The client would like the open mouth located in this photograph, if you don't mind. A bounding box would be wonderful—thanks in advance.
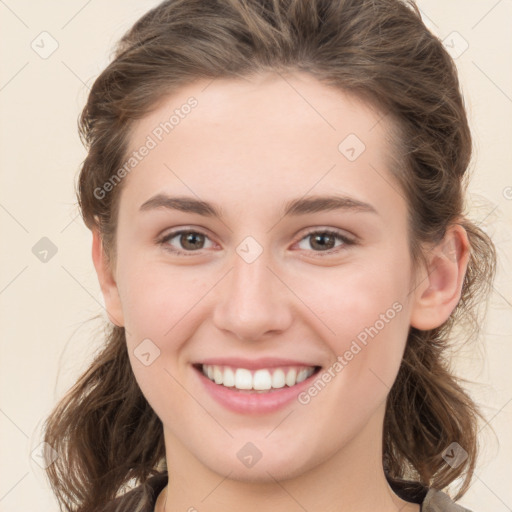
[193,363,322,393]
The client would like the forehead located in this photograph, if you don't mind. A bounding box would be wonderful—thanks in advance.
[118,71,404,221]
[132,71,390,145]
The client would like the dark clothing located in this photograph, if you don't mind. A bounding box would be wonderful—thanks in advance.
[101,472,474,512]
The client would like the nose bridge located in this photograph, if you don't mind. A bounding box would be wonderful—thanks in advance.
[212,243,292,340]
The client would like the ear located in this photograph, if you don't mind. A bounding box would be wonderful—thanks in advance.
[410,224,470,330]
[91,228,125,327]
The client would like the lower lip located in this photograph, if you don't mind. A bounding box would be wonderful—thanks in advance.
[194,366,320,414]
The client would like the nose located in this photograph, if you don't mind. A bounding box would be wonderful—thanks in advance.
[212,248,293,342]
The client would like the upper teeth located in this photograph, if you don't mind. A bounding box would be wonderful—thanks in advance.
[202,365,316,391]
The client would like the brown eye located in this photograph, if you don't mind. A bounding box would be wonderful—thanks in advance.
[296,229,354,254]
[178,232,206,250]
[308,232,337,251]
[159,230,214,255]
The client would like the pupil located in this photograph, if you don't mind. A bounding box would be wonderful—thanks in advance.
[312,233,334,250]
[182,232,203,250]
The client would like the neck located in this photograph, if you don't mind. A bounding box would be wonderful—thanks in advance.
[158,405,419,512]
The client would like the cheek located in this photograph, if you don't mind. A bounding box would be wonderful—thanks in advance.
[119,267,199,418]
[291,256,412,408]
[292,256,410,346]
[117,262,218,411]
[117,253,206,340]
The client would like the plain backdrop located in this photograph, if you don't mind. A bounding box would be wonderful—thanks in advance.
[0,1,511,511]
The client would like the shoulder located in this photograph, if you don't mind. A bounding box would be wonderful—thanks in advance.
[99,472,168,512]
[387,476,475,512]
[422,488,475,512]
[98,473,474,512]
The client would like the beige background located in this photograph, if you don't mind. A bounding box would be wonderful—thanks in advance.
[0,1,511,511]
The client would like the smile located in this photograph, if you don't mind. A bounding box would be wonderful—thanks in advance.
[196,364,321,393]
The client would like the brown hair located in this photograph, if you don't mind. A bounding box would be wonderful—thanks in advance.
[43,0,497,511]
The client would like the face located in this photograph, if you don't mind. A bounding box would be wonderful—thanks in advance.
[97,71,423,482]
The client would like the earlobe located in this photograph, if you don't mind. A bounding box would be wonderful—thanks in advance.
[409,225,470,331]
[91,229,125,327]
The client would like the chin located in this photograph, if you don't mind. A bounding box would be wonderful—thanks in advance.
[199,445,318,484]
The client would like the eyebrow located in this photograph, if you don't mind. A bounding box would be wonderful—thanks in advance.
[139,193,378,219]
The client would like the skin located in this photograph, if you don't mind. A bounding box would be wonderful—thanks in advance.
[92,71,470,512]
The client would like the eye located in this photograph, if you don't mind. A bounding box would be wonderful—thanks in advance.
[158,229,215,255]
[157,227,355,257]
[295,229,355,255]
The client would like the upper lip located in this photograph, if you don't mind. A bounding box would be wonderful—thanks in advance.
[195,357,321,370]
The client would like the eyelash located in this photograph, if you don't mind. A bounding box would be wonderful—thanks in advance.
[157,228,356,257]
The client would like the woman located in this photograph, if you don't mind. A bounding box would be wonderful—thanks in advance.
[43,1,496,511]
